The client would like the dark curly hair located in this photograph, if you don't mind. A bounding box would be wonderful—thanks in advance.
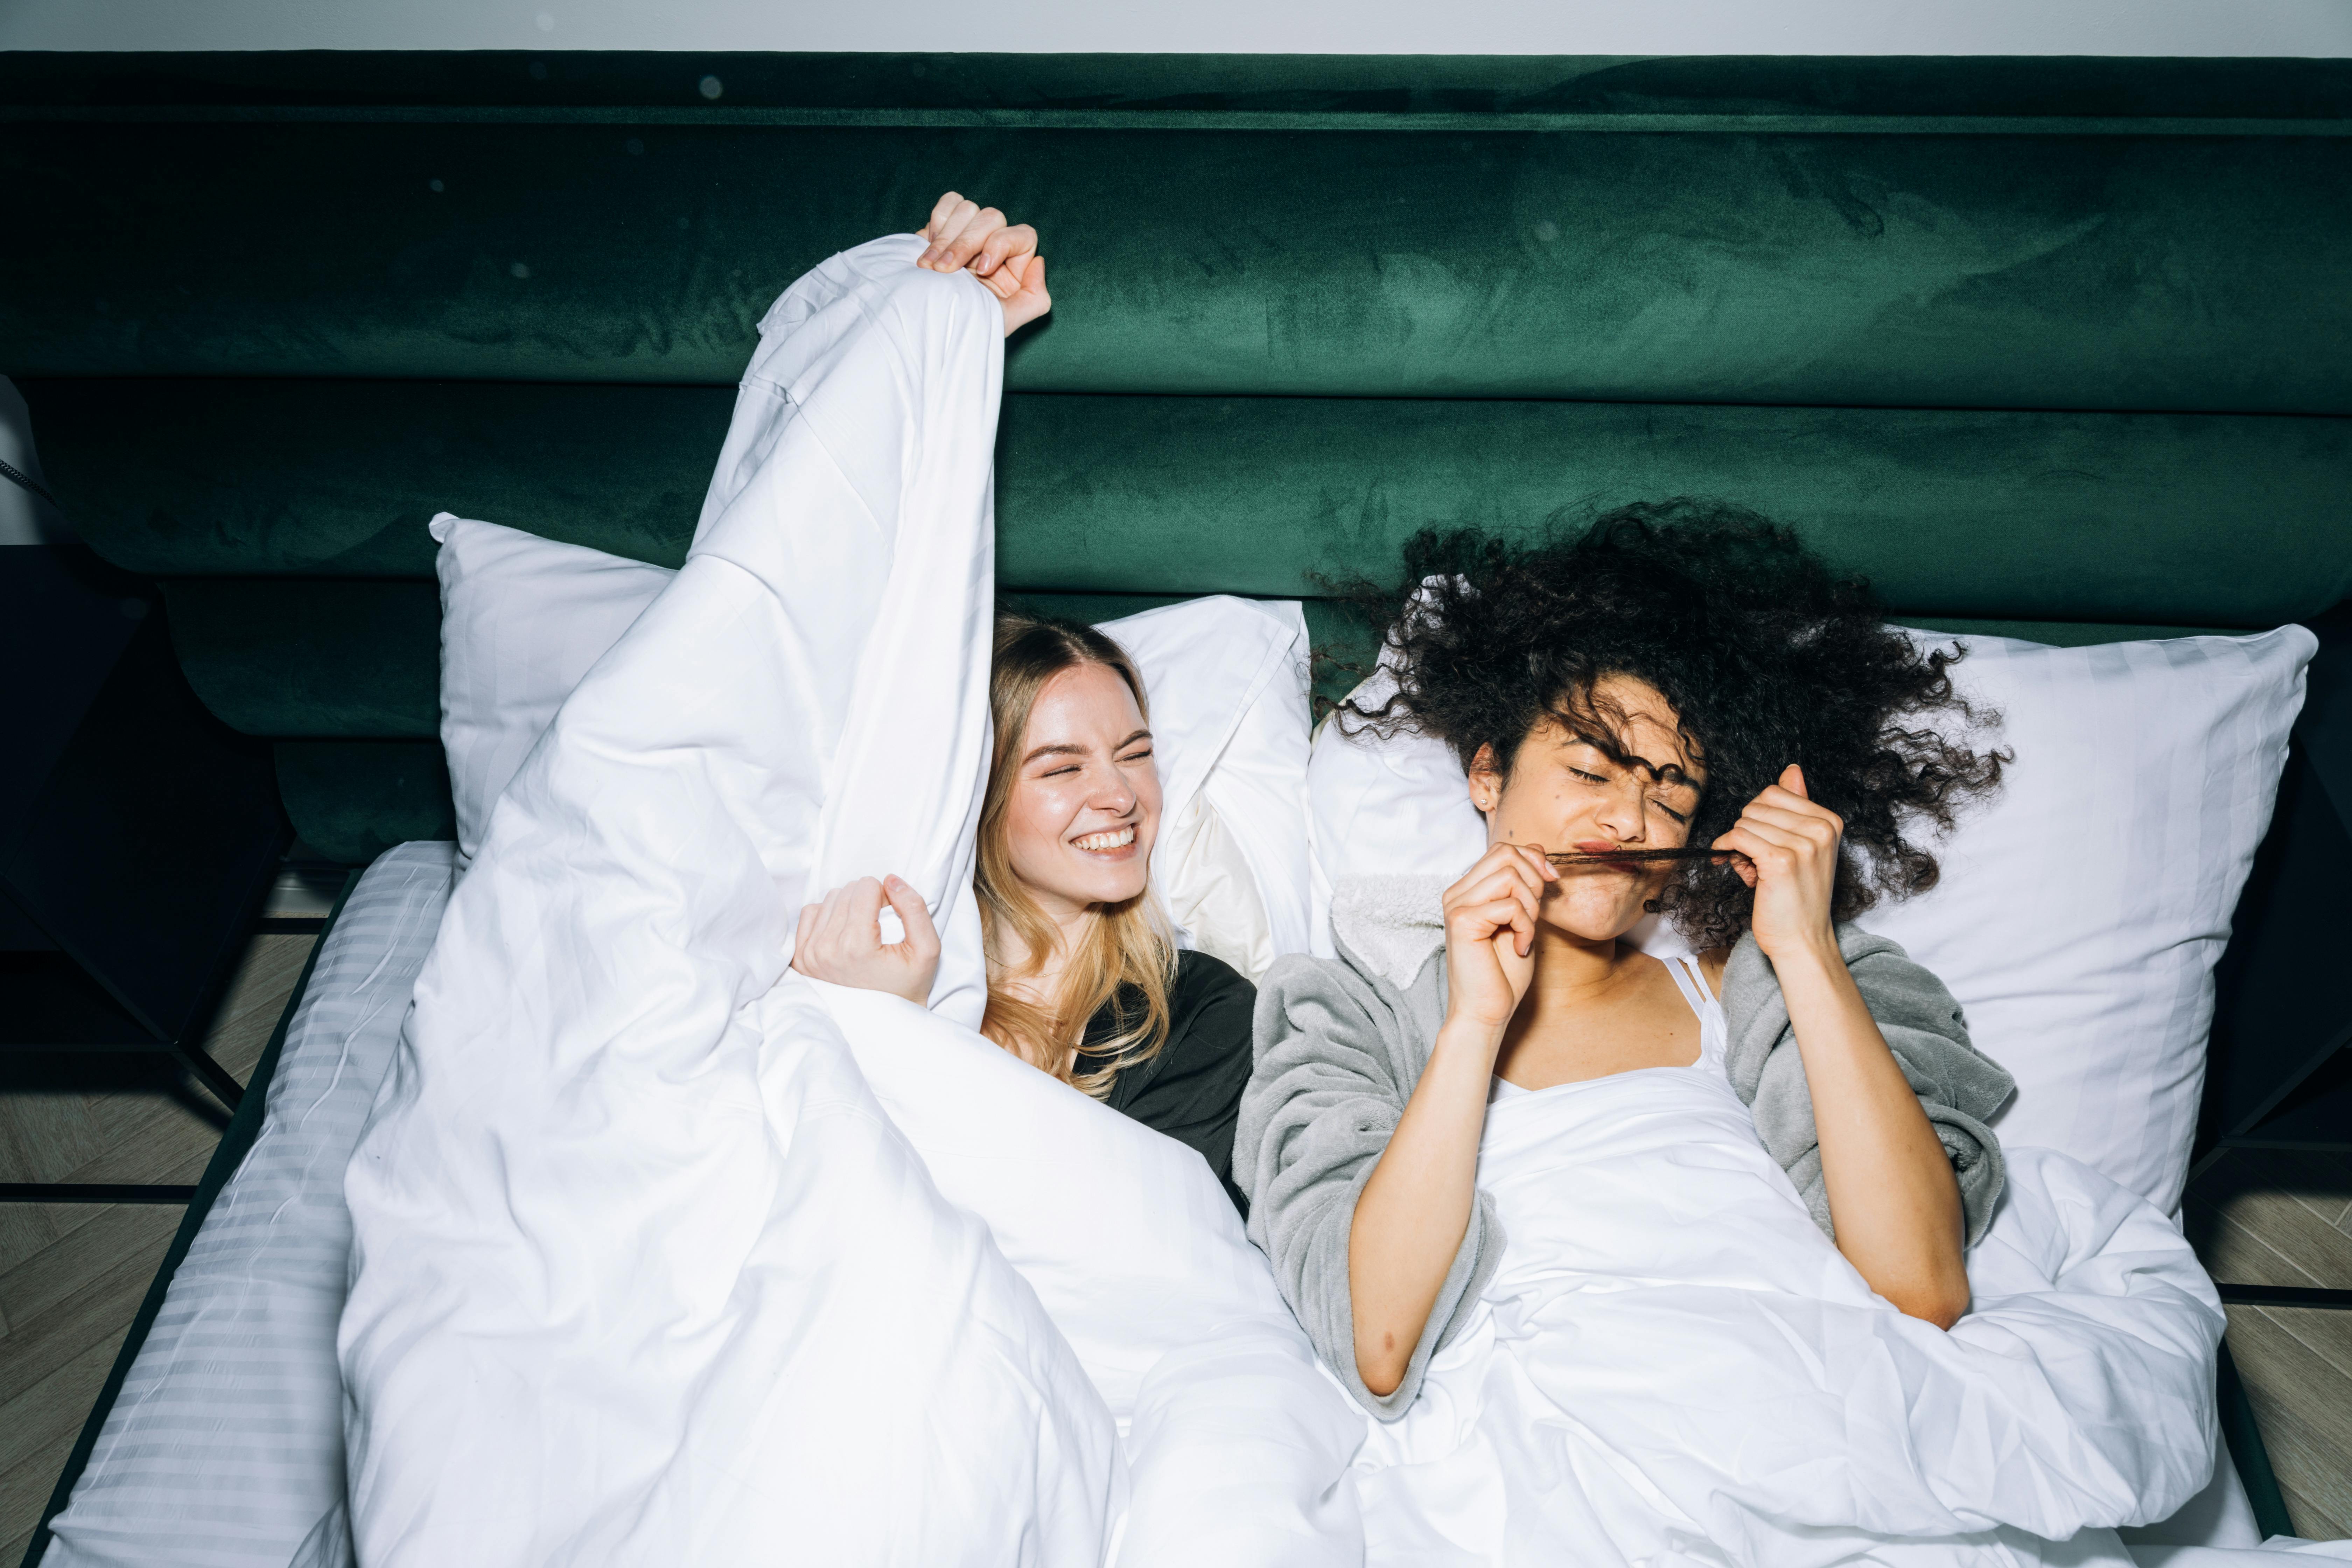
[1342,500,2009,951]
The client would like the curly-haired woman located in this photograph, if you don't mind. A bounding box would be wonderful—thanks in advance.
[1236,503,2018,1424]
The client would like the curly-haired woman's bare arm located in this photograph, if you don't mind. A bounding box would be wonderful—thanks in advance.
[1712,765,1970,1327]
[1349,843,1555,1393]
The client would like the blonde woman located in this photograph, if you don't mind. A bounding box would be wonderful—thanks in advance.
[792,609,1258,1210]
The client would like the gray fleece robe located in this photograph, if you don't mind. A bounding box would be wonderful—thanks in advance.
[1233,873,2015,1420]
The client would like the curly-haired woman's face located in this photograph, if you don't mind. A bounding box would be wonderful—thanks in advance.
[1469,673,1705,943]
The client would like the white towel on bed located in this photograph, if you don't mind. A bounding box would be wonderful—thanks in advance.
[335,236,1361,1568]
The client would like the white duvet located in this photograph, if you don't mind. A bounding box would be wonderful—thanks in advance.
[1352,1050,2233,1568]
[338,236,1362,1567]
[338,233,2282,1568]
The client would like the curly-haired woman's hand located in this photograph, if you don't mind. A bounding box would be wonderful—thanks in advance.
[790,874,941,1006]
[1716,763,1971,1327]
[1712,764,1843,965]
[1440,842,1556,1034]
[915,191,1051,336]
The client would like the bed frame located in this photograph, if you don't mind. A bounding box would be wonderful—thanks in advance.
[5,50,2348,1562]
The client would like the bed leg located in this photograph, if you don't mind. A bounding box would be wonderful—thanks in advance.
[2219,1337,2295,1540]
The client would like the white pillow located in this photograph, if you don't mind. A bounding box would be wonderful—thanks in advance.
[433,513,1312,976]
[1306,654,1482,957]
[1309,623,2316,1211]
[1864,627,2313,1212]
[1097,596,1312,980]
[432,512,672,862]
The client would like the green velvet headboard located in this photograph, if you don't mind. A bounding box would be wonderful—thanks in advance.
[7,52,2350,863]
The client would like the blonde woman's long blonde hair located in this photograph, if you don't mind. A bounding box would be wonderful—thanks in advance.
[978,610,1177,1097]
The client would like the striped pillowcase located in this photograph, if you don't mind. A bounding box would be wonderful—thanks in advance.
[45,842,457,1568]
[1866,628,2316,1213]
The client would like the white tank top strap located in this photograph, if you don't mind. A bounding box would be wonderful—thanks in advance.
[1662,952,1710,1011]
[1663,953,1731,1076]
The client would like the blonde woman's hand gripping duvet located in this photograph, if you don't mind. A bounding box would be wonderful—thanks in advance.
[916,190,1052,335]
[792,874,943,1006]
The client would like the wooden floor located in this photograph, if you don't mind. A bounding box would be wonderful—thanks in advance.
[0,934,312,1566]
[2184,1147,2352,1540]
[0,935,2347,1560]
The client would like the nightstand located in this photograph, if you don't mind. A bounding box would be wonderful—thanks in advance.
[0,543,287,1201]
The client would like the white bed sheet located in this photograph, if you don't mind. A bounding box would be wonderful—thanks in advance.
[43,842,459,1568]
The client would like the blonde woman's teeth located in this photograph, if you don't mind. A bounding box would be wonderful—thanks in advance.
[1074,827,1135,852]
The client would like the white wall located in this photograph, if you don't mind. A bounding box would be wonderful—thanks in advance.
[4,0,2349,56]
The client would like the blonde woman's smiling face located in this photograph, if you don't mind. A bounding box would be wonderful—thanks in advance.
[1002,663,1162,923]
